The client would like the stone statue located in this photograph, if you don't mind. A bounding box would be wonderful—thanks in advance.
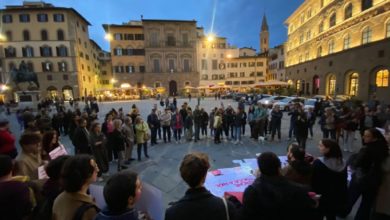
[10,61,40,89]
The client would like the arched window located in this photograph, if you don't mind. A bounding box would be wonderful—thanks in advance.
[328,75,336,96]
[362,27,372,44]
[362,0,372,11]
[319,21,324,33]
[153,59,161,72]
[328,40,335,54]
[57,29,65,40]
[22,46,34,57]
[349,73,359,96]
[114,47,122,56]
[23,30,30,41]
[4,46,16,57]
[344,3,353,20]
[343,34,351,49]
[386,21,390,38]
[376,69,389,87]
[329,13,336,27]
[317,46,322,58]
[5,31,12,41]
[41,30,48,41]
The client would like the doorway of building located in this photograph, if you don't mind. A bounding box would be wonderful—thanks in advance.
[312,75,320,95]
[169,80,177,96]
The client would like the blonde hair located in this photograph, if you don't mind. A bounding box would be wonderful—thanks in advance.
[113,119,122,129]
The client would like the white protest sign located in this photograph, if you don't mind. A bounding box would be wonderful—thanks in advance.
[38,165,48,180]
[49,145,68,160]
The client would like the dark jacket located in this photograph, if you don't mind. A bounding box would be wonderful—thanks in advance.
[72,127,91,154]
[0,181,32,220]
[271,110,283,127]
[94,208,138,220]
[110,129,125,152]
[184,115,194,129]
[295,112,309,138]
[201,111,209,127]
[242,175,315,220]
[193,109,202,125]
[234,111,244,127]
[311,158,348,216]
[282,160,312,187]
[165,187,237,220]
[147,113,160,129]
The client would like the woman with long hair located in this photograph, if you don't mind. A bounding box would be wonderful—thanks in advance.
[41,130,60,161]
[311,139,348,220]
[347,128,389,220]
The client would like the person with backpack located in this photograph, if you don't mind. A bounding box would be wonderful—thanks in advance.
[52,155,99,220]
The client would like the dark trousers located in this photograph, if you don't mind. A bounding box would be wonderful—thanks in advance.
[271,123,281,140]
[162,125,171,142]
[194,123,201,140]
[173,128,182,141]
[323,129,336,140]
[106,139,118,161]
[137,142,148,160]
[150,127,157,144]
[288,122,295,138]
[215,127,222,143]
[296,136,307,149]
[308,124,314,137]
[201,125,207,136]
[241,123,246,135]
[253,119,265,139]
[157,126,161,139]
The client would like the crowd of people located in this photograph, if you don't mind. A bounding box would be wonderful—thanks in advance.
[0,96,389,220]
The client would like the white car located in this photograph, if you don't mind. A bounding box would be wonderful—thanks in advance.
[304,99,317,111]
[259,96,287,107]
[273,97,293,111]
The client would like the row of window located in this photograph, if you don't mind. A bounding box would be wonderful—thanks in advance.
[201,43,227,49]
[113,33,144,41]
[2,13,65,23]
[46,74,69,81]
[8,61,69,72]
[148,32,190,47]
[4,45,68,58]
[293,25,390,65]
[113,65,145,73]
[291,0,373,33]
[201,60,265,70]
[201,72,264,80]
[269,61,285,70]
[152,59,191,73]
[3,29,65,42]
[225,81,256,85]
[113,48,145,56]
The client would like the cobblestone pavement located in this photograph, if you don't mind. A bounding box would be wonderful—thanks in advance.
[7,98,360,218]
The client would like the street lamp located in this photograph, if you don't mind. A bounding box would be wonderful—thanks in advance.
[207,34,215,42]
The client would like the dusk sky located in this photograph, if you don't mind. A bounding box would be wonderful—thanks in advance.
[1,0,304,52]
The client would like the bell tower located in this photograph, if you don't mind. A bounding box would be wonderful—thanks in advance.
[260,14,269,53]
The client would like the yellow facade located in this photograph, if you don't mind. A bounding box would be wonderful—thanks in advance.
[0,2,100,100]
[285,0,390,101]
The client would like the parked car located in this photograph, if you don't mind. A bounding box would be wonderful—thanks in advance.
[312,95,332,101]
[233,93,247,101]
[221,93,233,99]
[304,98,317,111]
[273,97,293,111]
[260,96,287,107]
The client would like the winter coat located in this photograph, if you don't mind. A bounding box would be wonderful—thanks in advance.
[171,113,183,130]
[135,122,149,144]
[110,129,125,152]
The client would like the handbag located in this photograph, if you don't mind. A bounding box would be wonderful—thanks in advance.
[144,132,150,141]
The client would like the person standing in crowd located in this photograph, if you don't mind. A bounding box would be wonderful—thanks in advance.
[223,105,235,140]
[72,118,91,154]
[342,108,359,153]
[122,117,135,163]
[320,107,337,140]
[359,106,378,139]
[95,170,150,220]
[295,105,309,149]
[209,108,216,137]
[188,93,192,102]
[102,114,116,162]
[0,119,17,159]
[89,122,109,179]
[165,97,170,108]
[200,108,209,138]
[184,109,194,142]
[14,132,44,180]
[247,105,255,139]
[171,108,183,144]
[160,108,172,143]
[147,108,159,146]
[241,107,247,136]
[52,155,99,220]
[307,107,316,139]
[346,128,389,220]
[172,97,177,109]
[41,130,60,161]
[153,104,162,140]
[179,104,188,134]
[233,107,244,144]
[111,119,127,171]
[193,106,202,142]
[282,143,312,187]
[288,103,299,141]
[165,152,237,220]
[311,139,348,220]
[214,110,223,144]
[0,155,33,220]
[241,152,316,220]
[135,116,149,161]
[253,102,267,141]
[270,105,283,142]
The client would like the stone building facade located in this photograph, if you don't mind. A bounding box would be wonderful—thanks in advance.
[268,44,286,81]
[104,19,199,96]
[285,0,390,101]
[0,1,101,100]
